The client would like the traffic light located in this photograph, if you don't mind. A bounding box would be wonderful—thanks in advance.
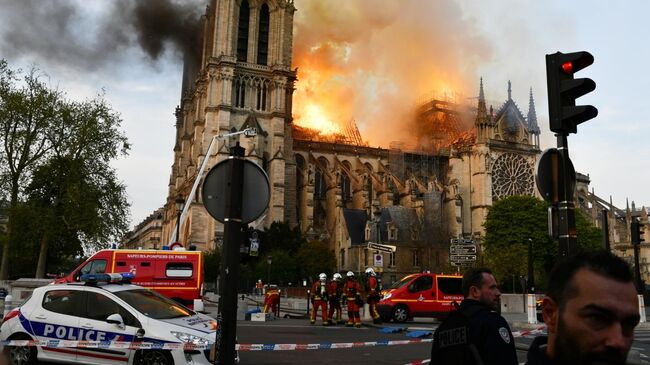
[546,51,598,134]
[631,220,645,245]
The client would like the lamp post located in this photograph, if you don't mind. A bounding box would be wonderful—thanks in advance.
[174,195,185,244]
[527,238,535,293]
[267,255,272,285]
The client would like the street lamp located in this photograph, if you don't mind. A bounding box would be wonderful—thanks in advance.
[267,255,273,285]
[527,238,535,293]
[174,195,185,244]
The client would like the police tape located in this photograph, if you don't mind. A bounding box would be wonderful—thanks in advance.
[0,338,433,350]
[1,326,546,351]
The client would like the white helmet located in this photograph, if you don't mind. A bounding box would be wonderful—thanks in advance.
[365,267,376,276]
[319,273,327,281]
[346,271,355,278]
[333,273,342,280]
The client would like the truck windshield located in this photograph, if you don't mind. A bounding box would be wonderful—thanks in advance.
[389,275,415,289]
[114,289,194,319]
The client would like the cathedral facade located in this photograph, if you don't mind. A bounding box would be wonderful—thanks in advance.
[160,0,544,281]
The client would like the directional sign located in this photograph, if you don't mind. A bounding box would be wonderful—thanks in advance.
[450,261,473,267]
[450,245,477,254]
[461,238,475,244]
[450,238,460,244]
[450,254,477,262]
[367,242,396,253]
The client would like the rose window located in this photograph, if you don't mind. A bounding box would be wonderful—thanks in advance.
[491,153,534,200]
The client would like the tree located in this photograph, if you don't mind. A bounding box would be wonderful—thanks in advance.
[296,240,337,282]
[0,61,61,279]
[258,221,307,256]
[482,195,602,291]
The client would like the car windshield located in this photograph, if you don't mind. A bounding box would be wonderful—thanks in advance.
[114,289,193,319]
[389,275,415,289]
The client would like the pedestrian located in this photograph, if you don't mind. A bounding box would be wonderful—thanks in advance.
[342,271,362,328]
[430,267,517,365]
[310,273,329,325]
[328,272,344,325]
[255,279,264,296]
[525,250,640,365]
[365,267,382,324]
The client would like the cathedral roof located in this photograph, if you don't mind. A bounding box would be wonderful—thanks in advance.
[343,209,368,245]
[494,81,527,136]
[527,88,540,134]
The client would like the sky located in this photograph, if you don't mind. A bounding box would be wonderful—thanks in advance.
[0,0,648,228]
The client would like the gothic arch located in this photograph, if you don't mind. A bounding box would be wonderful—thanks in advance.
[257,3,270,65]
[236,0,250,62]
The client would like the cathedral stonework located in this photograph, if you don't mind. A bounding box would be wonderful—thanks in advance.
[161,1,544,279]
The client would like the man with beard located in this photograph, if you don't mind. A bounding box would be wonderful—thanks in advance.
[526,250,640,365]
[431,267,517,365]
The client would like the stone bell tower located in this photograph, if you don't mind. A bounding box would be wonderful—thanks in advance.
[162,0,297,250]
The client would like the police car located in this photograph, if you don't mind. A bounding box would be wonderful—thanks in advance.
[0,273,237,365]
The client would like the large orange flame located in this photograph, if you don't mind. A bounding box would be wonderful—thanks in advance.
[291,0,492,148]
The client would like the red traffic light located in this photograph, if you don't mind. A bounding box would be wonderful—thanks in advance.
[562,62,573,74]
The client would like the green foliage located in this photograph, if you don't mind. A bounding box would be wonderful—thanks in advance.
[296,240,337,280]
[257,221,307,256]
[0,60,130,278]
[482,195,602,292]
[203,249,221,283]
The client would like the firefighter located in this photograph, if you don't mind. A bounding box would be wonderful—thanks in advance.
[310,273,329,325]
[342,271,362,328]
[263,284,280,317]
[327,273,344,325]
[365,267,382,324]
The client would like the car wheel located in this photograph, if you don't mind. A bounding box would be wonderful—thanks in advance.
[140,349,174,365]
[5,334,37,365]
[392,305,409,323]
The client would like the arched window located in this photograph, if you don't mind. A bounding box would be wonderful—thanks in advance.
[257,3,270,65]
[237,0,250,62]
[341,161,352,202]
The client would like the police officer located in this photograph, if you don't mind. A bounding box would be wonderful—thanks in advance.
[364,267,382,324]
[310,273,329,325]
[431,267,517,365]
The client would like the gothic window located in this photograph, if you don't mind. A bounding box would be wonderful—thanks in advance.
[390,179,400,205]
[237,0,250,62]
[314,158,328,200]
[411,249,419,267]
[255,79,269,111]
[257,4,269,65]
[365,163,374,203]
[340,249,345,267]
[491,153,534,200]
[233,75,246,108]
[341,161,352,202]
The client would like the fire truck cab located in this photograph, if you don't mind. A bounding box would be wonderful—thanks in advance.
[55,249,204,309]
[377,272,463,322]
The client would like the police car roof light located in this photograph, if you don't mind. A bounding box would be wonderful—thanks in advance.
[80,272,135,284]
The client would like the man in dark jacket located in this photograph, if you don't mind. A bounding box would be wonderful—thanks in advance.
[431,267,517,365]
[526,250,639,365]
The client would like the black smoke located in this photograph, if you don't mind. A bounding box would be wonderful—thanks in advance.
[0,0,207,71]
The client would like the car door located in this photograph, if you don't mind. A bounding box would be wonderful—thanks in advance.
[32,288,84,363]
[75,288,140,364]
[407,275,434,317]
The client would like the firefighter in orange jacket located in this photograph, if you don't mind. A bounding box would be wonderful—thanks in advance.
[263,285,280,317]
[365,267,382,324]
[327,273,344,325]
[310,273,329,325]
[342,271,362,327]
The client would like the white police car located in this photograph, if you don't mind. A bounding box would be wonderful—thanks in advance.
[0,273,235,365]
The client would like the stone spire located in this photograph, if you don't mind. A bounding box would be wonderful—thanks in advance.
[507,80,512,100]
[527,88,540,134]
[475,77,491,142]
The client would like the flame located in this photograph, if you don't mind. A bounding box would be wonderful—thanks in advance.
[296,103,342,135]
[291,0,491,147]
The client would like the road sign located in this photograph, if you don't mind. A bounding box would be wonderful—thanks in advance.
[450,245,477,254]
[374,254,383,267]
[536,148,576,204]
[450,254,477,262]
[367,242,396,253]
[461,238,475,244]
[450,261,473,267]
[450,238,459,244]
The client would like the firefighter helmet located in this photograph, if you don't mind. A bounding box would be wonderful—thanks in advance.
[346,271,355,278]
[333,273,342,281]
[319,273,327,281]
[365,267,376,276]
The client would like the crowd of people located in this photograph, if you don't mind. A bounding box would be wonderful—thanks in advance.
[309,268,383,327]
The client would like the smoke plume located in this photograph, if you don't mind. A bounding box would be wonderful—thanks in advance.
[0,0,206,71]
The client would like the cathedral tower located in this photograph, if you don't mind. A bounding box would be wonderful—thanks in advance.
[163,0,297,250]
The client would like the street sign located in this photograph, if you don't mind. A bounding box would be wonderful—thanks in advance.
[450,245,477,254]
[461,238,475,244]
[450,261,473,267]
[367,242,396,253]
[536,148,576,204]
[450,238,459,244]
[374,254,383,267]
[450,254,477,262]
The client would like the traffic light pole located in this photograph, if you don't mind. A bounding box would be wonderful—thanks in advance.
[556,134,578,257]
[216,143,245,365]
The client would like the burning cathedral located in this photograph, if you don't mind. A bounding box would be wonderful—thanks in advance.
[157,0,544,279]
